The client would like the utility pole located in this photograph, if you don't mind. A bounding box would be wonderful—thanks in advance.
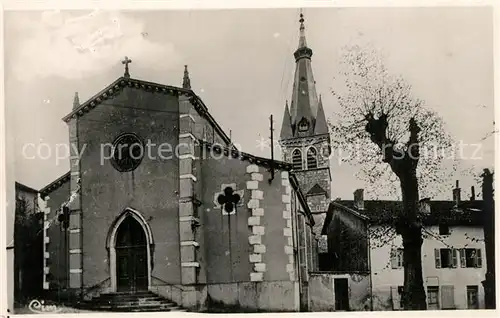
[481,168,495,309]
[268,115,275,183]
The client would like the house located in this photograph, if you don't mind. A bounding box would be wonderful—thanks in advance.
[35,13,324,313]
[320,181,488,311]
[13,182,44,306]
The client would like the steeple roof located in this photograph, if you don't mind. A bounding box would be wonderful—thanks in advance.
[280,101,293,139]
[314,95,329,135]
[280,12,328,140]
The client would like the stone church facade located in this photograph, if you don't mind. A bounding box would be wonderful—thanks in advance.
[38,14,331,312]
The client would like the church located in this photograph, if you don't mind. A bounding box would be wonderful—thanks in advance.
[38,13,332,312]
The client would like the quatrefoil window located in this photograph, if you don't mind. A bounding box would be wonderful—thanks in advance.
[213,183,244,215]
[218,187,241,213]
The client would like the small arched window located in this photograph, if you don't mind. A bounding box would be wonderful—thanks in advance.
[307,147,318,169]
[292,149,302,170]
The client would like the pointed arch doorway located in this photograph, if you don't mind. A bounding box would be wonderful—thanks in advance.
[108,209,153,293]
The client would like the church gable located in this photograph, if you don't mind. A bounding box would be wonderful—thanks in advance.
[63,77,184,123]
[63,77,232,148]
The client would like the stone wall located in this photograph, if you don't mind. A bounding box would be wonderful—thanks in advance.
[198,155,301,312]
[43,178,70,290]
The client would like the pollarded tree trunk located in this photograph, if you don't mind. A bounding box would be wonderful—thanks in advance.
[481,169,495,309]
[366,114,427,310]
[399,172,427,310]
[401,230,426,310]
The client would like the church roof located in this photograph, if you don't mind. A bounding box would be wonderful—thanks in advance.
[280,13,329,140]
[62,76,232,146]
[200,140,292,171]
[40,171,71,198]
[15,182,39,194]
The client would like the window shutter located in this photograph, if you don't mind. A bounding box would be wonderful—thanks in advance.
[434,249,441,268]
[451,249,458,268]
[476,249,482,268]
[391,287,401,310]
[441,285,455,309]
[391,249,398,269]
[397,249,404,268]
[459,249,466,268]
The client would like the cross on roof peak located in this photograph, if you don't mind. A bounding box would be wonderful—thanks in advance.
[121,56,132,78]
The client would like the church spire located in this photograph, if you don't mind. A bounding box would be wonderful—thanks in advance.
[285,11,320,138]
[294,12,313,62]
[72,92,80,110]
[298,12,307,49]
[182,65,191,89]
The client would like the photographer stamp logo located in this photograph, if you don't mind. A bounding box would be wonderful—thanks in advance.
[28,300,62,314]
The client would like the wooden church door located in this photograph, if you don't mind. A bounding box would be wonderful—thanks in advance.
[116,216,148,292]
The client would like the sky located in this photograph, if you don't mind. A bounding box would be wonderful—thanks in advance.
[5,7,495,200]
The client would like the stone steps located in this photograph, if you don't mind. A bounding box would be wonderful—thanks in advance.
[79,291,184,312]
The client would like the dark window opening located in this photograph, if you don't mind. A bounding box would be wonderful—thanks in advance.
[439,224,450,235]
[440,249,452,268]
[427,286,439,309]
[436,248,458,268]
[467,285,479,309]
[391,248,404,269]
[465,249,476,267]
[462,248,482,268]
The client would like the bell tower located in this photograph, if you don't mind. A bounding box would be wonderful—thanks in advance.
[279,13,331,218]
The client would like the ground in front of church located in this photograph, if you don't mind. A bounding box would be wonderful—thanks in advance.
[13,306,102,314]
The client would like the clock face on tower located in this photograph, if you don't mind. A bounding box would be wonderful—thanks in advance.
[110,133,144,172]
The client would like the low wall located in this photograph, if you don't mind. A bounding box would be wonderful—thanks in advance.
[309,272,372,311]
[205,281,300,312]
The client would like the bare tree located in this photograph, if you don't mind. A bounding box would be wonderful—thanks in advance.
[329,43,469,310]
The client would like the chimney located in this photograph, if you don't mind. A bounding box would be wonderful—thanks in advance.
[453,180,461,206]
[470,186,476,201]
[354,189,364,210]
